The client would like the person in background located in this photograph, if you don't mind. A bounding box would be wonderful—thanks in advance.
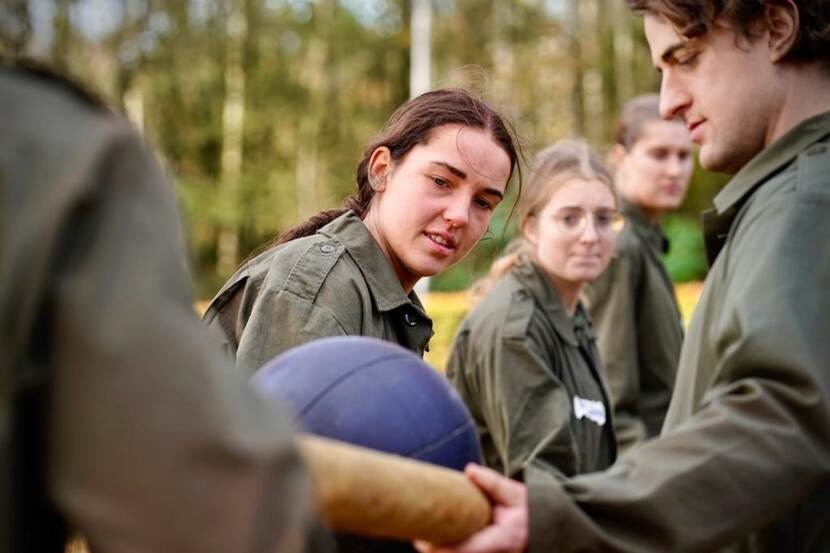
[447,139,621,481]
[1,63,310,553]
[582,93,693,452]
[203,89,521,376]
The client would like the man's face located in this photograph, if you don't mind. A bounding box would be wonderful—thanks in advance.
[644,15,784,174]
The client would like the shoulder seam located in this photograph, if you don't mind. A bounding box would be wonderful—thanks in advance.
[282,239,346,301]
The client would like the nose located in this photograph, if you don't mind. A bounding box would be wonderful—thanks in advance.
[444,193,470,228]
[579,217,599,243]
[665,155,682,177]
[659,70,691,121]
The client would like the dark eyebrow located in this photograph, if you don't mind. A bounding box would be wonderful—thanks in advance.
[430,161,504,200]
[482,187,504,201]
[431,161,466,179]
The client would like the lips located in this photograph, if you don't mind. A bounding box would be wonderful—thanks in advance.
[687,119,705,144]
[661,182,683,195]
[571,252,601,262]
[425,231,457,250]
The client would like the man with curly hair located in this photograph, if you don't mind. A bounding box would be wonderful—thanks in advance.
[416,1,830,551]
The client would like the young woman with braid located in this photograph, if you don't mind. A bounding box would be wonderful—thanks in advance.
[203,89,521,376]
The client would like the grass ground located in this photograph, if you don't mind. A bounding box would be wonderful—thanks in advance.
[423,281,704,371]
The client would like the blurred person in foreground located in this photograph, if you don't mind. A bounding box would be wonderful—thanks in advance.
[416,0,830,551]
[1,63,310,553]
[582,94,693,453]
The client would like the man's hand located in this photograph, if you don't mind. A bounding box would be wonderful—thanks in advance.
[415,464,529,553]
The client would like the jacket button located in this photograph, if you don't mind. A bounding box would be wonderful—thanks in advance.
[404,311,417,326]
[320,244,336,253]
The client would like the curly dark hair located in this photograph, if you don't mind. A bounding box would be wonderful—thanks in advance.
[625,0,830,70]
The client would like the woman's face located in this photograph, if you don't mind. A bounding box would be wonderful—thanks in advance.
[364,124,512,292]
[525,177,618,291]
[613,119,693,220]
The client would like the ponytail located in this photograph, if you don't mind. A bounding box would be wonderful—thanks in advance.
[470,239,532,299]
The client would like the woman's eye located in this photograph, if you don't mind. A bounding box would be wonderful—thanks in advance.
[562,214,580,227]
[595,213,613,227]
[432,176,450,188]
[474,198,493,210]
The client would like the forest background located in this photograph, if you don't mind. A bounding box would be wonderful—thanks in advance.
[1,0,727,305]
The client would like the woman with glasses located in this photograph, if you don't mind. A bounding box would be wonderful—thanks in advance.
[447,139,620,479]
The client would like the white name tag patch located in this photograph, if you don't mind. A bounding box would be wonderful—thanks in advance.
[573,396,606,426]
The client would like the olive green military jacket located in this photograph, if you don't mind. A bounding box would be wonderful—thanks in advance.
[447,262,616,479]
[203,211,433,375]
[525,112,830,552]
[1,68,309,553]
[582,200,683,452]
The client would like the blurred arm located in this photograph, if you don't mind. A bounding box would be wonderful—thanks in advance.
[47,126,311,553]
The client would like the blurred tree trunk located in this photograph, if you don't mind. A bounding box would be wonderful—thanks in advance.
[410,0,431,97]
[490,0,514,115]
[0,0,31,56]
[597,0,618,142]
[294,0,337,222]
[216,0,248,276]
[567,0,585,136]
[611,0,634,113]
[52,0,76,70]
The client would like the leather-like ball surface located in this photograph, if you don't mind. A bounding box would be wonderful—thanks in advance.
[251,336,481,470]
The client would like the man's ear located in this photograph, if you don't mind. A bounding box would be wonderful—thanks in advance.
[765,0,799,63]
[367,146,392,192]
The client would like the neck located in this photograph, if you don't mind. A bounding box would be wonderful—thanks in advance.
[548,273,582,316]
[768,64,830,145]
[623,196,662,225]
[362,209,416,294]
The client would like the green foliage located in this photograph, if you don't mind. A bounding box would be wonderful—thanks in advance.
[14,0,687,296]
[662,214,707,283]
[682,158,732,216]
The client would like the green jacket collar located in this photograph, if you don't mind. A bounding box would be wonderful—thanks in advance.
[703,111,830,264]
[512,261,593,347]
[319,211,423,313]
[622,199,669,254]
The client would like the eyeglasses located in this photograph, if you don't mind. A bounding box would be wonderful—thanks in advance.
[552,209,625,237]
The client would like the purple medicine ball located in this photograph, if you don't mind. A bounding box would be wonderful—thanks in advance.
[251,336,481,470]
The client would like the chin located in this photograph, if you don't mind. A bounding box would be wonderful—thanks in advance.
[700,145,746,175]
[415,261,449,279]
[567,269,602,284]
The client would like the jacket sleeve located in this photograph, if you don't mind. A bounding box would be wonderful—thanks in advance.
[524,166,830,552]
[47,126,312,553]
[450,319,577,479]
[582,248,647,452]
